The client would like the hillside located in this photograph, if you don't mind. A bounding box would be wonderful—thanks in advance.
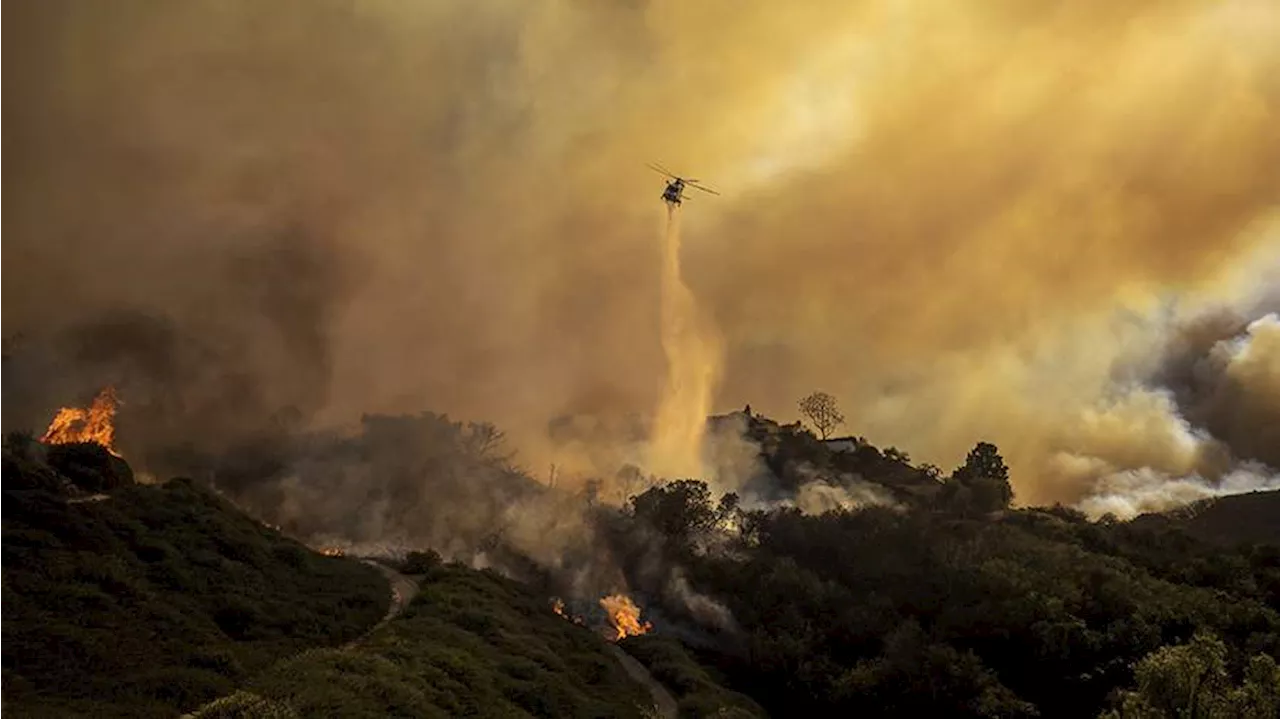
[192,563,659,718]
[1,436,390,718]
[8,412,1280,719]
[1132,490,1280,547]
[1,434,718,719]
[600,427,1280,718]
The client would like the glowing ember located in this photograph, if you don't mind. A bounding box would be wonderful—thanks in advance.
[552,597,567,617]
[319,547,345,557]
[40,386,121,457]
[599,593,652,641]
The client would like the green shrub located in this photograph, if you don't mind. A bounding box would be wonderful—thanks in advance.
[402,549,443,575]
[2,449,390,718]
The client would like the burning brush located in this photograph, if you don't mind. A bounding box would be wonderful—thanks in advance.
[600,594,653,641]
[550,594,652,640]
[40,386,122,457]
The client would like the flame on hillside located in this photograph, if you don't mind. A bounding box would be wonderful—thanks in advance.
[319,547,345,557]
[550,597,586,626]
[40,386,122,457]
[600,593,652,641]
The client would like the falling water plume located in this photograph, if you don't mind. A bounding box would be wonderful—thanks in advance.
[647,205,723,481]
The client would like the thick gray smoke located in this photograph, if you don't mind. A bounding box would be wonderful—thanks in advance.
[3,231,353,474]
[1068,302,1280,518]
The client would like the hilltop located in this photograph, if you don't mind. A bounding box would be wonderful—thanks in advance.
[1132,490,1280,547]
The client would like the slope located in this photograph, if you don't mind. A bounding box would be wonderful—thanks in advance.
[195,563,659,718]
[0,436,391,719]
[1131,489,1280,547]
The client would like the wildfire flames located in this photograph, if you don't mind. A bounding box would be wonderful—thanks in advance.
[599,594,652,641]
[550,597,586,626]
[40,386,121,457]
[319,547,345,557]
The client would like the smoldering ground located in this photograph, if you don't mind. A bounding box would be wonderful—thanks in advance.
[5,3,1280,546]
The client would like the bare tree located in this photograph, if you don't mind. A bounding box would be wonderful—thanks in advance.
[798,391,845,440]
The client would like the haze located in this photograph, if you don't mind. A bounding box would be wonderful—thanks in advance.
[5,0,1279,508]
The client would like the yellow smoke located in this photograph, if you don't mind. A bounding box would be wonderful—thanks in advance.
[647,204,723,480]
[5,1,1279,507]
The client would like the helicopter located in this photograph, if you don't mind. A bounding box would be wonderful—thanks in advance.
[648,163,720,206]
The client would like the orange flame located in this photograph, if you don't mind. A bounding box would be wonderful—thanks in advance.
[549,596,587,625]
[40,387,121,457]
[599,593,652,641]
[319,547,345,557]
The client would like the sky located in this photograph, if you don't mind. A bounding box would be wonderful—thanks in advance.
[4,0,1279,507]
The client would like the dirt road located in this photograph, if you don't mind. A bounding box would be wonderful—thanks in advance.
[345,560,420,647]
[607,644,678,719]
[183,559,419,717]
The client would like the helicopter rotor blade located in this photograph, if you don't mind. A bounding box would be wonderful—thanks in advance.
[688,183,720,195]
[647,162,678,179]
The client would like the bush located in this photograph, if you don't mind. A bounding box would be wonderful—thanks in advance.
[45,441,135,492]
[402,549,443,575]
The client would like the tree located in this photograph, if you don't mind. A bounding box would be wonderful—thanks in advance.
[944,441,1014,513]
[630,479,717,544]
[1102,632,1280,719]
[798,392,845,440]
[716,492,741,527]
[884,447,911,464]
[954,441,1009,483]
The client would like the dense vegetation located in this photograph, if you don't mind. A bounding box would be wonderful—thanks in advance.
[611,414,1280,718]
[6,405,1280,719]
[193,563,656,718]
[620,635,766,718]
[1,436,390,718]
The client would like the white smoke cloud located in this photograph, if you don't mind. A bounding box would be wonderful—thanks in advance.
[788,478,900,515]
[1075,462,1280,520]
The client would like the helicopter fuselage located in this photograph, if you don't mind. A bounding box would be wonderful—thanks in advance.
[662,178,685,205]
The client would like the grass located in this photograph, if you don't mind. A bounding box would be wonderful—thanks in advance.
[2,442,390,719]
[223,564,656,718]
[620,635,767,718]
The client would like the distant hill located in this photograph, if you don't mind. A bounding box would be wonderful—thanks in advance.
[1132,489,1280,546]
[1,437,390,718]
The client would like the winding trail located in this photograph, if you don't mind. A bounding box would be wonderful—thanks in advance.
[182,559,418,718]
[345,560,420,647]
[607,644,678,719]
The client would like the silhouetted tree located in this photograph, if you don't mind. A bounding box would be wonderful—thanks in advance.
[716,492,741,527]
[630,479,716,544]
[798,392,845,440]
[919,464,943,481]
[941,441,1014,514]
[955,441,1009,484]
